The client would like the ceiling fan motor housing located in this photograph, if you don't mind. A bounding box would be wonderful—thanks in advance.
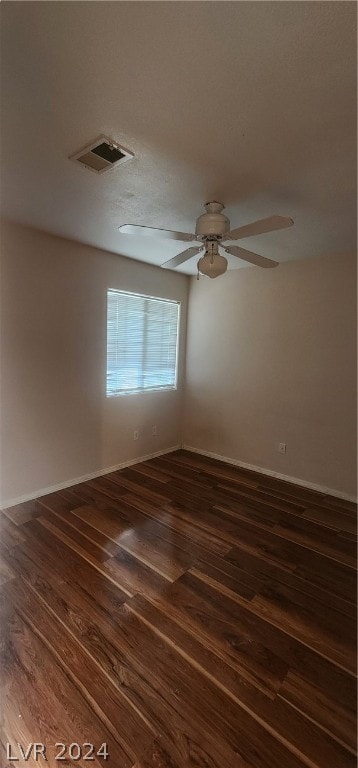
[195,201,230,239]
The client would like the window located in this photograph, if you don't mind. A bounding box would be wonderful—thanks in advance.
[106,289,180,396]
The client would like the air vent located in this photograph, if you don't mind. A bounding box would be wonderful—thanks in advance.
[69,135,134,174]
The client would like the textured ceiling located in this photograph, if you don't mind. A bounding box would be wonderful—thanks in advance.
[0,2,356,274]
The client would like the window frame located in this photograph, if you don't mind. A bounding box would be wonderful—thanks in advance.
[106,288,181,397]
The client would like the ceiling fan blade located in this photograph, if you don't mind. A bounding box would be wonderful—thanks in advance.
[118,224,196,242]
[226,215,294,241]
[161,246,204,269]
[223,245,278,268]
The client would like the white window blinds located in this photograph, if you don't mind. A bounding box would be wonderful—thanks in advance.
[107,289,180,396]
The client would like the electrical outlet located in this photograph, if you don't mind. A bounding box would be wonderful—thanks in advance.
[133,430,139,441]
[152,425,157,436]
[278,442,286,454]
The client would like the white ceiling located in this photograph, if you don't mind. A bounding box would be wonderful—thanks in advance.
[1,2,356,274]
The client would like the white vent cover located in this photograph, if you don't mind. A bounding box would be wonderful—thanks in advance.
[69,135,134,174]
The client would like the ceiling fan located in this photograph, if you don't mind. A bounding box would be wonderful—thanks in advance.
[118,202,294,278]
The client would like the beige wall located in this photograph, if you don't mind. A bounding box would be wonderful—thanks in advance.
[1,221,356,505]
[0,221,188,506]
[183,252,357,498]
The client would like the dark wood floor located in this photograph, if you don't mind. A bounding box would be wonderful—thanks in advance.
[1,450,356,768]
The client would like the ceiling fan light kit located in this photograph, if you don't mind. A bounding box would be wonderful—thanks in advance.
[118,202,294,278]
[196,238,228,279]
[198,252,228,279]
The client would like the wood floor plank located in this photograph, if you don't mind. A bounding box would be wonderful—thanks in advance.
[91,472,172,505]
[37,511,113,563]
[190,549,263,600]
[158,451,261,485]
[148,571,291,697]
[121,493,232,556]
[2,499,44,526]
[60,480,131,511]
[1,449,356,768]
[223,520,356,574]
[14,570,250,768]
[250,584,356,671]
[187,565,355,673]
[216,483,306,519]
[226,542,356,593]
[217,494,357,554]
[110,604,309,768]
[1,578,155,766]
[302,505,357,534]
[132,738,252,768]
[0,512,27,549]
[142,455,240,486]
[130,594,355,765]
[72,496,148,536]
[213,503,357,567]
[72,501,205,581]
[224,546,356,618]
[0,540,16,586]
[0,538,127,631]
[270,519,356,567]
[168,451,356,515]
[321,496,357,516]
[7,517,132,603]
[95,466,356,569]
[278,669,357,752]
[105,547,172,599]
[39,501,125,557]
[293,554,356,602]
[0,603,127,768]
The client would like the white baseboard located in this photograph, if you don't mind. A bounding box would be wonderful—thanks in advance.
[3,443,356,509]
[0,445,181,510]
[182,445,357,503]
